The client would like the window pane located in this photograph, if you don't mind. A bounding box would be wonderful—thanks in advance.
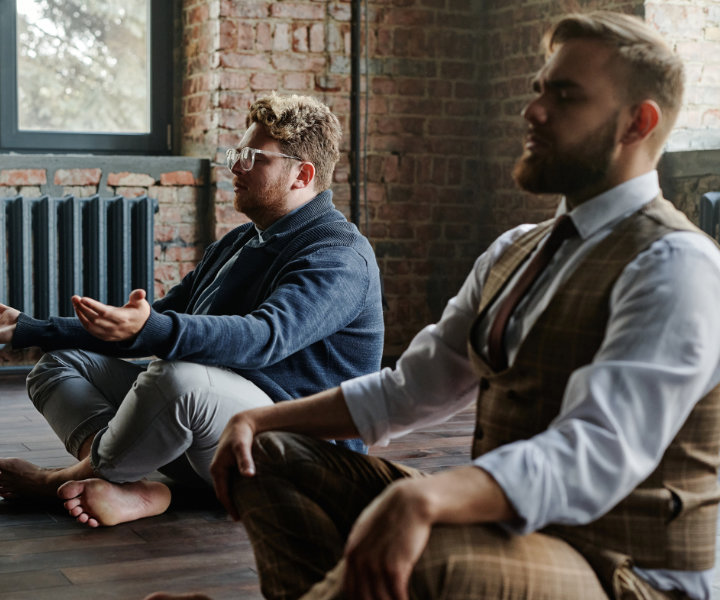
[16,0,149,134]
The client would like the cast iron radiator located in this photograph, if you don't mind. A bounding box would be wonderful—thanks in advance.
[699,191,720,240]
[0,195,158,318]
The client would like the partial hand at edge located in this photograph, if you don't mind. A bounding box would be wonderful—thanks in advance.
[210,411,259,521]
[72,289,151,342]
[0,303,20,345]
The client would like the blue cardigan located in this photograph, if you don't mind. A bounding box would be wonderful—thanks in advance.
[14,190,384,406]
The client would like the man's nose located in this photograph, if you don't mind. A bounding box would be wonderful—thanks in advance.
[521,96,548,125]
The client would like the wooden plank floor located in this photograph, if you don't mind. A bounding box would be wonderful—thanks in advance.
[0,374,475,600]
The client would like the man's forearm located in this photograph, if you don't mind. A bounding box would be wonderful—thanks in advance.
[418,465,517,525]
[250,386,361,440]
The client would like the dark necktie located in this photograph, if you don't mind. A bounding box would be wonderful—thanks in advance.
[486,215,578,371]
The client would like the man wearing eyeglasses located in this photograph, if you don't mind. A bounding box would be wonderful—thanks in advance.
[0,93,384,528]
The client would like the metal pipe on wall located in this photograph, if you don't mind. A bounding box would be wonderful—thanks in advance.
[349,0,361,227]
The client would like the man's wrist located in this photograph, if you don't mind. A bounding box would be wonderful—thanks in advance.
[391,479,437,526]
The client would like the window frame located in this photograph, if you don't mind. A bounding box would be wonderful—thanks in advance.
[0,0,173,155]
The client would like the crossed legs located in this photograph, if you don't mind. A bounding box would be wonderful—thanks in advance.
[220,432,670,600]
[0,350,273,526]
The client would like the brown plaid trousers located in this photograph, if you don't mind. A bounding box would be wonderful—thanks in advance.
[233,432,682,600]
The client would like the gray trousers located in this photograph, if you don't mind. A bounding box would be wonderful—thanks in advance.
[26,350,273,485]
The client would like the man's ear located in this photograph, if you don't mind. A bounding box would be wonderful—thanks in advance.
[292,162,316,189]
[620,100,661,145]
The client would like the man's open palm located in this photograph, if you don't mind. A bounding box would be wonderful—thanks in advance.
[72,289,151,342]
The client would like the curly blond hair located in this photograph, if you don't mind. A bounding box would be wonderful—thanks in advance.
[249,93,342,191]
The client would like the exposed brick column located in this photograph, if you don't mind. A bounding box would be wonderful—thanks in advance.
[364,0,483,355]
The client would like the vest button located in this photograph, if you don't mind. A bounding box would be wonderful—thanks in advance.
[479,377,490,390]
[507,390,519,400]
[474,425,484,440]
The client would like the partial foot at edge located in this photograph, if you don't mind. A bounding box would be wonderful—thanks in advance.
[0,457,63,499]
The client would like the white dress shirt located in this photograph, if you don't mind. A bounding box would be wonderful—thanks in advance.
[341,171,720,599]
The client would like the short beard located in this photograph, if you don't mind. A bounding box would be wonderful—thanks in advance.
[513,111,619,199]
[234,164,293,225]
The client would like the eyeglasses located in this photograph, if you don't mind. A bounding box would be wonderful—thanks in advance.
[226,147,301,172]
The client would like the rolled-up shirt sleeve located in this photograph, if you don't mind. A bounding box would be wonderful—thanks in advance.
[474,232,720,533]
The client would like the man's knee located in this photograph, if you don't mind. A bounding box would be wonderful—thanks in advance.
[26,350,83,411]
[134,360,220,413]
[409,525,607,600]
[249,431,372,474]
[232,432,357,512]
[138,360,271,412]
[139,360,201,397]
[250,431,317,472]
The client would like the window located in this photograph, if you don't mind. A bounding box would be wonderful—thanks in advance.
[0,0,173,154]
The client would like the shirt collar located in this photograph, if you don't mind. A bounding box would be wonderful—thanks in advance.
[252,202,307,244]
[555,171,660,241]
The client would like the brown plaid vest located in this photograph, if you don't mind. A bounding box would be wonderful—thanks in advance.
[467,197,720,571]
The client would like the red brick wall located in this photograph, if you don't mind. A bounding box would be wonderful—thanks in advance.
[180,0,484,356]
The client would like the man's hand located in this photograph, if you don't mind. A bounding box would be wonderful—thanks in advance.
[209,387,359,521]
[72,289,151,342]
[342,466,516,600]
[0,303,20,345]
[210,412,258,521]
[343,479,433,600]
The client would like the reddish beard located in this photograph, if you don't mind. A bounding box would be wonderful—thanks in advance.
[234,167,292,224]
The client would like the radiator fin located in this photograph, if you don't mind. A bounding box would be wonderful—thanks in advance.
[1,195,158,319]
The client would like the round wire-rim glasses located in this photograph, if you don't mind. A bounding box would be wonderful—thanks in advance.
[226,147,302,172]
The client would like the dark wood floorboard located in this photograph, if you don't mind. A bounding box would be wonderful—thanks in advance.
[0,374,475,599]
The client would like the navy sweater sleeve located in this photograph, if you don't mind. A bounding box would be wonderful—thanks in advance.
[13,313,148,357]
[124,246,370,369]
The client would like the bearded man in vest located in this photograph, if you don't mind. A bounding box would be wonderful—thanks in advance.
[146,11,720,600]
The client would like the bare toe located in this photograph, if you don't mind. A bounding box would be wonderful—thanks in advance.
[58,479,84,500]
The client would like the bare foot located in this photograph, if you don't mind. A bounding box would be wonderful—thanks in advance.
[58,478,172,527]
[0,457,65,499]
[143,593,213,600]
